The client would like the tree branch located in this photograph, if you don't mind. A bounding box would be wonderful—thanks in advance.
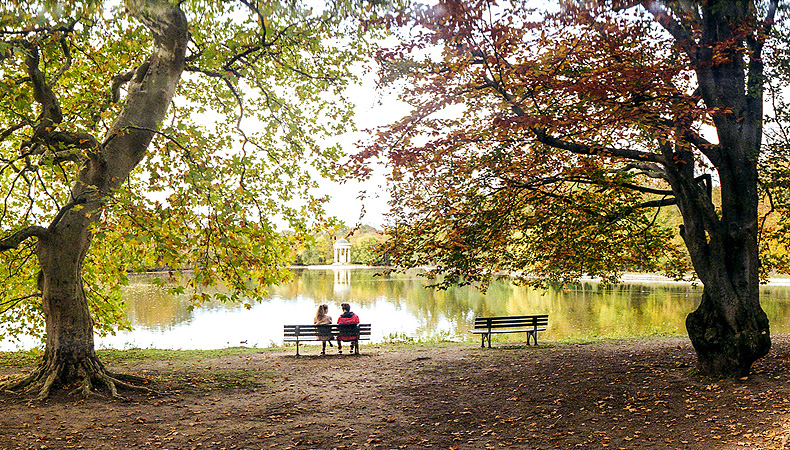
[676,125,722,167]
[640,197,678,208]
[477,71,666,165]
[110,68,136,104]
[508,172,674,197]
[49,36,72,86]
[641,1,699,65]
[0,226,48,251]
[531,128,666,164]
[619,162,669,180]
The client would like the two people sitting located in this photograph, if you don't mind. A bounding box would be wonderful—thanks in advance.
[313,303,360,355]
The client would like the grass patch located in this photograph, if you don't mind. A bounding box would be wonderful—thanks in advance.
[150,367,276,391]
[95,346,278,364]
[0,349,41,366]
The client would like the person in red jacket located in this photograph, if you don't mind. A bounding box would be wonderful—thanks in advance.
[336,303,360,354]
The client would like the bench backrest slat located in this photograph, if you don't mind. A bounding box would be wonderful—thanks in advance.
[473,315,548,329]
[283,324,372,337]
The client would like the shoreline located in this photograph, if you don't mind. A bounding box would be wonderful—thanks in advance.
[290,265,790,286]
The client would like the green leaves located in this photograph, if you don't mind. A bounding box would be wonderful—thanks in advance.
[0,0,383,340]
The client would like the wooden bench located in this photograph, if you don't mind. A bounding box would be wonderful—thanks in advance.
[283,324,372,356]
[469,315,548,348]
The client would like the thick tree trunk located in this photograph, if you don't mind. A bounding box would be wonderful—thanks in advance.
[686,158,770,376]
[673,150,770,376]
[1,0,188,399]
[27,204,103,398]
[675,128,770,377]
[658,0,775,378]
[686,287,770,377]
[682,179,770,376]
[37,214,96,383]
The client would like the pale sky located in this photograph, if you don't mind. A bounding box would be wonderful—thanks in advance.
[320,70,409,229]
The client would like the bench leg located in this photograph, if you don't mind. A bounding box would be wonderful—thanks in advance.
[481,334,486,348]
[296,339,300,356]
[526,331,537,346]
[487,333,492,349]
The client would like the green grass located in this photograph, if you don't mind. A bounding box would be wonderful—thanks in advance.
[95,346,277,363]
[150,367,276,391]
[0,349,41,366]
[0,333,685,369]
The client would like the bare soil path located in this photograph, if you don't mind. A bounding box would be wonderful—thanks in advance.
[2,336,790,449]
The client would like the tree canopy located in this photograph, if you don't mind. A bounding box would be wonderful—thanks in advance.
[353,0,789,376]
[0,0,377,398]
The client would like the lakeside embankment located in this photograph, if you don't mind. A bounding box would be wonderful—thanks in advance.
[294,265,790,286]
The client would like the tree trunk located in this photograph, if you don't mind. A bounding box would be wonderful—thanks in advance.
[682,170,771,376]
[675,119,770,377]
[686,287,770,377]
[664,0,774,378]
[672,143,770,376]
[36,207,98,395]
[1,0,188,399]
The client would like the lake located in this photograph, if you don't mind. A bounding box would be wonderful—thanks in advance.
[5,268,790,350]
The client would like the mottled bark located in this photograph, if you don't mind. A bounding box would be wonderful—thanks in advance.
[2,0,188,399]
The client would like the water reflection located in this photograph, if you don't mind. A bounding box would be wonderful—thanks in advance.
[4,269,790,350]
[92,269,790,350]
[333,268,352,296]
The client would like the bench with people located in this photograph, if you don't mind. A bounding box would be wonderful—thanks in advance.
[283,303,371,356]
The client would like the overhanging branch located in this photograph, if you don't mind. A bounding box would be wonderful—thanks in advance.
[641,1,699,65]
[0,226,48,251]
[531,128,665,164]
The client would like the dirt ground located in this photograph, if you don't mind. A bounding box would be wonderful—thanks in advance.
[2,336,790,450]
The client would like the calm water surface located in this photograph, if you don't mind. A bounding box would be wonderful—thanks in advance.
[5,268,790,350]
[93,268,790,350]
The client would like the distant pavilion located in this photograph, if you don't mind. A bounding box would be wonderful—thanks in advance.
[333,238,351,265]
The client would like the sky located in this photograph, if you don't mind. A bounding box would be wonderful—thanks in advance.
[318,69,409,230]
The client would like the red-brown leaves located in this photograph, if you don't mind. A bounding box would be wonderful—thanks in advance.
[348,1,780,287]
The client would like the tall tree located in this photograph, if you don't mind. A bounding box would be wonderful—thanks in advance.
[0,0,371,399]
[354,0,787,376]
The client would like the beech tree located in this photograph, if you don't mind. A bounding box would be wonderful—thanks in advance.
[0,0,372,399]
[354,0,788,376]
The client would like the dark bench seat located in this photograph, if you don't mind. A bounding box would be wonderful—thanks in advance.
[283,324,371,356]
[468,315,548,348]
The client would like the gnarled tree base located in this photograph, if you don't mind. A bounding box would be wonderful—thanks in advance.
[686,290,771,378]
[1,355,151,401]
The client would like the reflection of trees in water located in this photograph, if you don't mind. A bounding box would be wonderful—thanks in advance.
[332,274,704,339]
[123,270,790,338]
[123,275,239,330]
[122,283,192,330]
[758,285,790,332]
[547,282,701,337]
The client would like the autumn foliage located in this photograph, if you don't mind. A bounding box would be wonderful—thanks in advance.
[355,0,786,376]
[355,3,706,287]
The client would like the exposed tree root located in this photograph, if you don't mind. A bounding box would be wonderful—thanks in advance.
[1,355,156,400]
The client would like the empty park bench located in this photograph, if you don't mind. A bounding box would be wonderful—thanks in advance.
[283,323,372,356]
[469,315,548,348]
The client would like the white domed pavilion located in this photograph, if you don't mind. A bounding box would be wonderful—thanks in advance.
[333,238,352,265]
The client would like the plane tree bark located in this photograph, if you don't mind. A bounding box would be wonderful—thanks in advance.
[0,0,188,399]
